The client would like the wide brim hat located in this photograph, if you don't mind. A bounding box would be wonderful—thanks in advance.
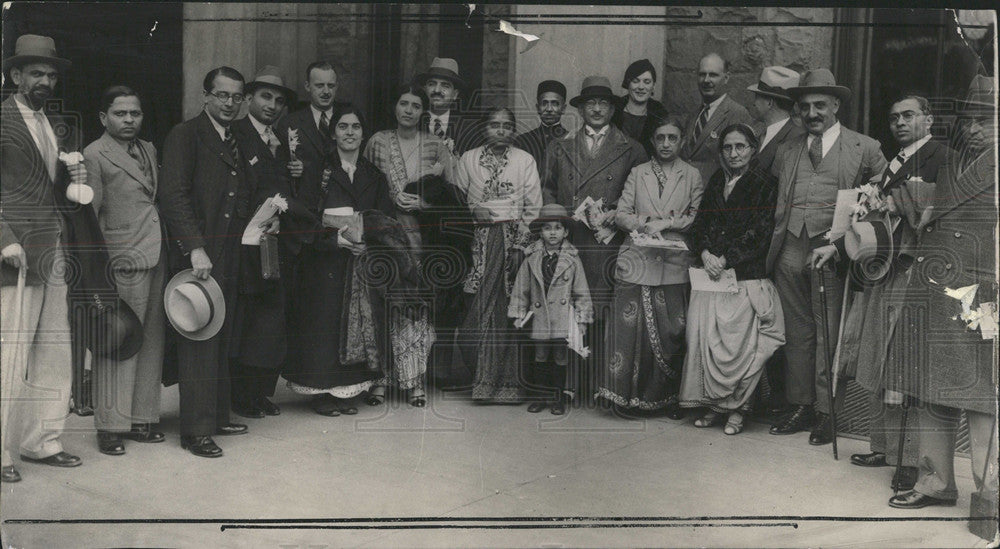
[245,65,297,105]
[3,34,71,73]
[747,66,800,101]
[416,57,466,89]
[164,269,226,341]
[529,203,572,232]
[957,74,996,113]
[570,75,616,108]
[845,213,894,283]
[88,300,145,360]
[787,68,851,103]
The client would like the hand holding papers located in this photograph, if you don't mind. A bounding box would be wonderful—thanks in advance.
[573,197,616,244]
[242,194,289,245]
[689,267,738,293]
[566,305,590,358]
[630,230,689,250]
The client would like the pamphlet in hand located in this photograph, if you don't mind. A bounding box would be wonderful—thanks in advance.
[630,231,689,250]
[689,267,739,293]
[566,305,591,358]
[242,194,289,245]
[829,188,862,240]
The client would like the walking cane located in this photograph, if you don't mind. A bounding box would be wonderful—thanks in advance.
[891,395,910,493]
[2,261,27,446]
[818,263,838,460]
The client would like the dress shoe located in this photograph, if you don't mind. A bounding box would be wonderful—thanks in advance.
[97,431,126,456]
[527,401,547,413]
[311,394,341,416]
[1,466,22,483]
[850,452,888,467]
[180,436,223,458]
[809,413,834,445]
[20,451,82,468]
[257,397,281,416]
[770,405,814,435]
[891,466,918,491]
[215,423,248,436]
[232,400,265,419]
[888,490,956,509]
[550,398,566,416]
[123,424,165,443]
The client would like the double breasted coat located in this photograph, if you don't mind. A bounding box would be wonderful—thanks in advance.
[508,240,594,340]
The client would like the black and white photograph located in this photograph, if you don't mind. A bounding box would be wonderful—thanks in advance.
[0,3,997,547]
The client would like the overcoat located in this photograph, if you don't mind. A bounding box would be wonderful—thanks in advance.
[679,94,753,182]
[508,240,593,340]
[754,119,805,175]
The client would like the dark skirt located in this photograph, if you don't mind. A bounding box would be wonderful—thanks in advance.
[598,282,689,410]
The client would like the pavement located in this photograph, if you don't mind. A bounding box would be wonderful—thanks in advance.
[0,383,994,548]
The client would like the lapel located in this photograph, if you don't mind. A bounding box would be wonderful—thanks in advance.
[884,140,941,191]
[689,95,732,154]
[141,139,158,189]
[760,119,793,160]
[835,128,864,190]
[98,132,151,193]
[777,135,809,217]
[195,112,237,169]
[579,126,630,189]
[526,246,546,290]
[642,162,684,218]
[329,157,372,204]
[550,244,577,284]
[292,108,326,156]
[1,97,50,181]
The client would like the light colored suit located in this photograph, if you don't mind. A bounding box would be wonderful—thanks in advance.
[614,159,704,286]
[83,132,165,432]
[680,94,753,182]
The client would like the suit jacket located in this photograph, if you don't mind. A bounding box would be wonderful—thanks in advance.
[83,132,162,271]
[157,111,254,281]
[508,240,593,340]
[754,118,805,174]
[513,123,567,174]
[614,159,704,285]
[275,107,331,235]
[0,95,81,286]
[765,126,888,274]
[541,124,648,292]
[420,108,478,156]
[680,94,753,182]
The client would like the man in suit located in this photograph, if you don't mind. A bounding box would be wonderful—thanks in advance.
[158,67,255,458]
[229,66,302,419]
[541,75,647,402]
[82,86,167,456]
[418,57,475,155]
[766,69,887,445]
[680,53,753,182]
[0,34,86,482]
[748,66,804,174]
[514,80,569,172]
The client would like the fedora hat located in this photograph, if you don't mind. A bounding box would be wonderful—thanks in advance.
[958,74,996,113]
[3,34,71,73]
[164,270,226,341]
[747,66,800,101]
[416,57,466,89]
[845,213,894,283]
[787,68,851,103]
[570,76,616,108]
[245,65,297,105]
[529,203,572,232]
[87,299,145,360]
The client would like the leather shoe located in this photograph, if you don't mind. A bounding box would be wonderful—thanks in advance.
[20,451,82,468]
[232,400,265,419]
[257,397,281,416]
[527,401,547,413]
[180,436,223,458]
[1,466,21,483]
[850,452,888,467]
[892,466,918,491]
[97,431,126,456]
[809,413,834,445]
[312,394,341,416]
[216,423,248,436]
[888,490,956,509]
[664,404,686,420]
[123,424,165,443]
[770,405,814,435]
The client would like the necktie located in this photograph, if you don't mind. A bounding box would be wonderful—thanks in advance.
[808,135,824,169]
[224,127,240,163]
[542,253,558,288]
[127,140,149,179]
[885,150,906,179]
[433,118,444,138]
[263,125,279,156]
[587,129,604,153]
[693,103,710,143]
[33,110,57,180]
[319,111,330,138]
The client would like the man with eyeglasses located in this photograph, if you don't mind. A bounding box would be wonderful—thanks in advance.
[541,75,647,404]
[158,66,256,458]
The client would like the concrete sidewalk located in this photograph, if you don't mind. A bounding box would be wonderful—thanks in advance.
[0,384,993,548]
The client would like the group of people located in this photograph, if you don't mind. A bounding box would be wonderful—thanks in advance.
[0,33,996,521]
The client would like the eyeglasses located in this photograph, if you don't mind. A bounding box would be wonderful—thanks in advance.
[889,110,922,124]
[584,99,611,110]
[207,91,245,104]
[721,143,751,154]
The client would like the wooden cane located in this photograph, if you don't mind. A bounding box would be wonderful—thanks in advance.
[818,264,839,460]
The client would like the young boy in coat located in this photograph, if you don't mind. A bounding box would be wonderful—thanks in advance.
[509,204,593,414]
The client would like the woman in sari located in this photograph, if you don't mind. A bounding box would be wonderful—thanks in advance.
[679,123,785,435]
[284,105,396,416]
[455,107,542,402]
[598,115,703,417]
[363,85,452,407]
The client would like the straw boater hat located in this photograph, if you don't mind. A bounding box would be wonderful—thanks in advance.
[845,213,895,283]
[569,76,616,109]
[747,66,800,101]
[245,65,297,105]
[416,57,466,89]
[786,68,851,103]
[3,34,71,73]
[164,270,227,341]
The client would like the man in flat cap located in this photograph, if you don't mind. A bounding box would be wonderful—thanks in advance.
[1,34,87,482]
[514,79,569,173]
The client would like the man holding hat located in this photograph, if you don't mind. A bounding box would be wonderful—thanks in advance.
[765,68,887,446]
[230,65,305,419]
[1,34,86,482]
[680,53,753,182]
[514,79,569,172]
[541,75,647,396]
[158,66,259,457]
[418,57,474,155]
[748,66,804,174]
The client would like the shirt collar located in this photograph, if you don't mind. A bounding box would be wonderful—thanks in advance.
[704,93,726,110]
[585,124,609,138]
[809,121,841,145]
[430,110,451,128]
[766,116,790,136]
[899,134,932,160]
[311,104,333,126]
[205,110,229,141]
[13,94,42,117]
[248,113,270,136]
